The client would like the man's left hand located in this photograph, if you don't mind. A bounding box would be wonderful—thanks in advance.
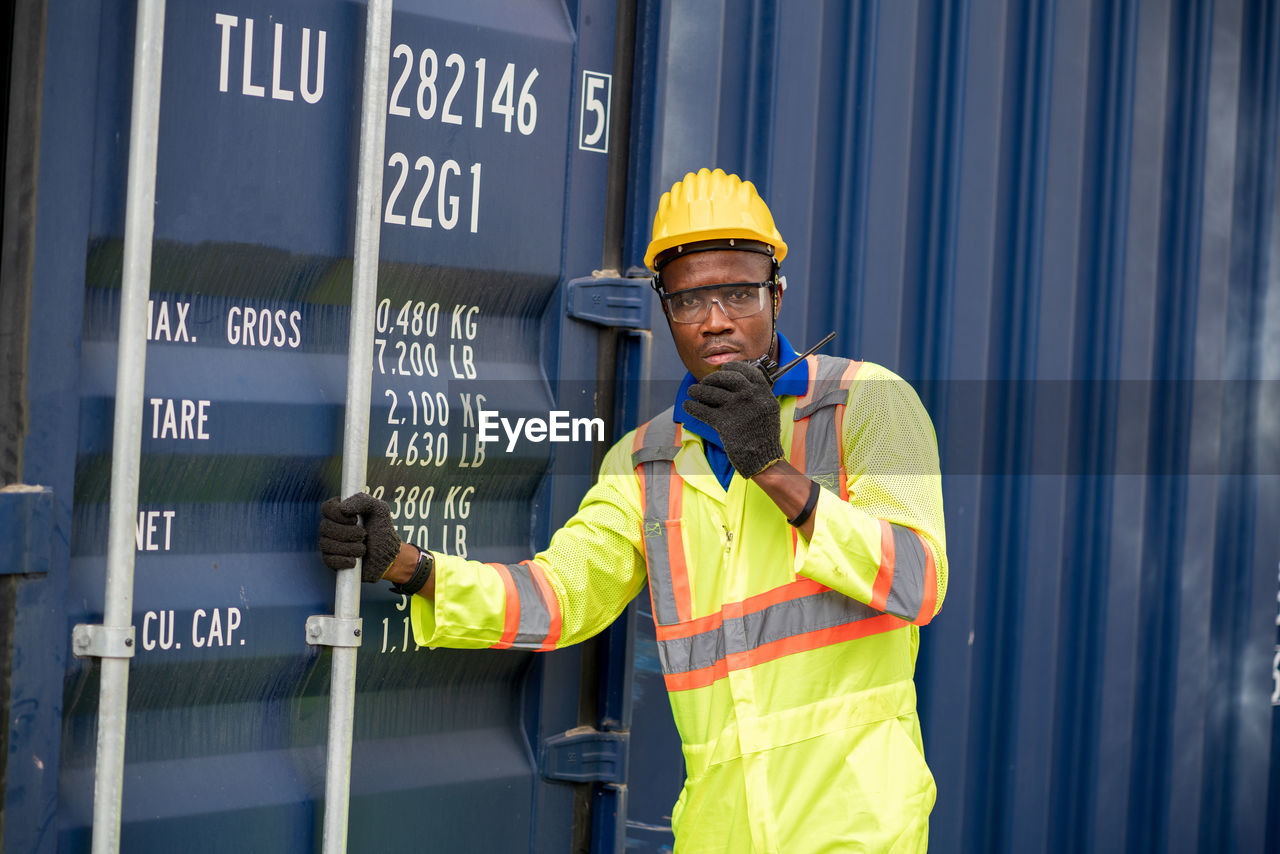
[683,361,785,478]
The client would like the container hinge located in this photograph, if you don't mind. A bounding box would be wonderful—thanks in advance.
[539,725,629,784]
[305,615,363,648]
[0,484,54,575]
[71,624,136,659]
[566,275,652,329]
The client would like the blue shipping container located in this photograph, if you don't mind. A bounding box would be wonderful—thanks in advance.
[2,1,1278,853]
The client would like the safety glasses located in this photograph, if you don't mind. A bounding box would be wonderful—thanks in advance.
[660,281,773,324]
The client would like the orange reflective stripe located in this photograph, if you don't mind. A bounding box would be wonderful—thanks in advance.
[490,562,520,650]
[653,577,832,642]
[738,576,830,613]
[790,414,809,478]
[915,533,938,625]
[527,560,563,650]
[662,613,904,692]
[875,523,935,624]
[663,658,729,693]
[634,414,691,626]
[798,354,820,406]
[633,421,667,623]
[665,464,693,624]
[654,607,723,641]
[633,421,650,514]
[725,613,905,673]
[834,359,860,501]
[870,520,895,612]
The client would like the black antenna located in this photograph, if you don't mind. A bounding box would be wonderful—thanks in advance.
[747,331,837,383]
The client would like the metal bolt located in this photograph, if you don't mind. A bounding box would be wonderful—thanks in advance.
[353,629,361,638]
[124,638,133,647]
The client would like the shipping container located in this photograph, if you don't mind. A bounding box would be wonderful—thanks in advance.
[2,1,1277,852]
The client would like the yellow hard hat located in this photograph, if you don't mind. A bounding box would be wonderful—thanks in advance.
[644,168,788,273]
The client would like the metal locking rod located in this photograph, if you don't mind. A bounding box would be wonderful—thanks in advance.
[313,1,393,852]
[77,1,167,852]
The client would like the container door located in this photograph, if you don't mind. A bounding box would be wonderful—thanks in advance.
[1,0,641,851]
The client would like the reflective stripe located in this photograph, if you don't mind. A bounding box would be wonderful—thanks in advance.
[527,561,563,650]
[804,403,840,494]
[792,355,860,420]
[630,411,680,469]
[490,563,520,649]
[883,525,936,624]
[794,356,860,496]
[870,520,895,611]
[663,614,906,692]
[789,356,859,560]
[832,359,860,501]
[657,584,886,677]
[919,540,939,622]
[870,520,937,624]
[632,412,688,626]
[884,525,925,619]
[630,357,919,691]
[792,387,850,419]
[490,560,562,650]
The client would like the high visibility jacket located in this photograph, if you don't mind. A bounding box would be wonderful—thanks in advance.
[412,356,948,853]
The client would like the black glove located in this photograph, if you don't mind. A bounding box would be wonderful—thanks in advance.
[318,493,402,583]
[682,361,785,478]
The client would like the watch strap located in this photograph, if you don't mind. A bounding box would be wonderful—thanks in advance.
[390,546,434,596]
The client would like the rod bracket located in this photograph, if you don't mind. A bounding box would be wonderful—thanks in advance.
[540,726,629,783]
[567,275,652,329]
[71,624,136,659]
[305,615,363,648]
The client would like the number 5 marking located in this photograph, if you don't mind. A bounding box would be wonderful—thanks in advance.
[1273,645,1280,706]
[579,70,611,153]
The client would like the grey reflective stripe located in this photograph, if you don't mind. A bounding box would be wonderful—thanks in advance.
[632,444,679,466]
[792,355,854,420]
[505,562,552,647]
[804,404,840,492]
[884,524,928,620]
[630,407,678,468]
[796,355,853,490]
[658,623,727,675]
[635,411,683,626]
[656,588,883,676]
[792,387,848,420]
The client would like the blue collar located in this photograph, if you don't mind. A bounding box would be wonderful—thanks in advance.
[673,333,809,450]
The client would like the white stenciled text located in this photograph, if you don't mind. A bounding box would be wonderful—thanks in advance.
[215,13,325,103]
[149,398,210,440]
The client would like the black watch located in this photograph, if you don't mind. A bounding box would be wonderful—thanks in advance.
[390,546,434,596]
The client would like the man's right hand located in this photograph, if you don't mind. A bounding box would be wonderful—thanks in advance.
[318,493,403,583]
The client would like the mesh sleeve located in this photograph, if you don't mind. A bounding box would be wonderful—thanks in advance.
[841,363,948,615]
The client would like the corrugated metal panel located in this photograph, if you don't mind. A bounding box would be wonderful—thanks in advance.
[628,1,1280,852]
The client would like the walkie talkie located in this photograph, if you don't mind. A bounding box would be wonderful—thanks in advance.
[746,331,837,384]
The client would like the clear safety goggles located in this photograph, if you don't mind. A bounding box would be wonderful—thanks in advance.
[660,281,774,324]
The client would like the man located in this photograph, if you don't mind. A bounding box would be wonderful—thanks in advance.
[320,168,948,852]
